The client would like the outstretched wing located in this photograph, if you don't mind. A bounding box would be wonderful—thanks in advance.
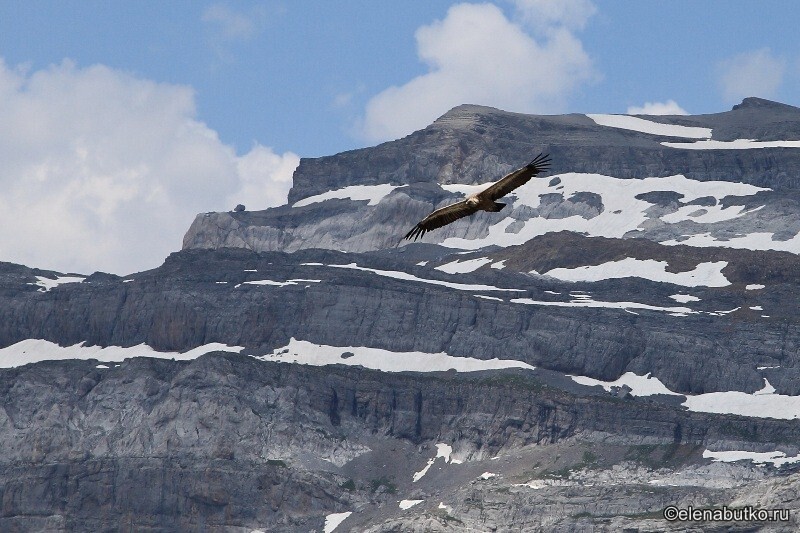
[479,153,551,201]
[403,200,479,241]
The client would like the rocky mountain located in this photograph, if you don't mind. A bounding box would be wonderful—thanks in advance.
[3,98,800,531]
[184,97,800,255]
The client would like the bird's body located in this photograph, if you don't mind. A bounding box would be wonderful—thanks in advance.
[403,153,551,241]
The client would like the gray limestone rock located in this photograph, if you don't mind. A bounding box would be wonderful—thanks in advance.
[183,100,800,256]
[6,98,800,531]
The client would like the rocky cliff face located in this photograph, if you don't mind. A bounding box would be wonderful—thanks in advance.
[287,98,800,203]
[3,243,799,396]
[2,353,800,532]
[183,98,800,256]
[5,98,800,531]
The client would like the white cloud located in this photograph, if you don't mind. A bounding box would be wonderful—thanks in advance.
[0,58,298,275]
[201,3,270,63]
[717,48,786,104]
[232,145,298,209]
[359,2,596,143]
[202,3,262,41]
[626,100,688,115]
[511,0,597,31]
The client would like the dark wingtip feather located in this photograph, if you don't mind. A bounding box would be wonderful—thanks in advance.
[527,153,551,173]
[403,224,426,241]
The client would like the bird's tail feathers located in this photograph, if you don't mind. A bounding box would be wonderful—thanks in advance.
[487,202,506,212]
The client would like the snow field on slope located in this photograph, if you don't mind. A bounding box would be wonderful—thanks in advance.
[323,512,352,532]
[543,258,730,287]
[293,184,406,207]
[663,139,800,149]
[264,338,534,373]
[413,443,454,482]
[661,231,800,253]
[0,339,243,368]
[586,114,712,138]
[703,449,800,467]
[288,169,790,254]
[30,275,86,292]
[571,373,800,420]
[438,173,770,251]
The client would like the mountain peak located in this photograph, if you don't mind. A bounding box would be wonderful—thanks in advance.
[732,97,799,112]
[436,103,501,118]
[431,104,500,129]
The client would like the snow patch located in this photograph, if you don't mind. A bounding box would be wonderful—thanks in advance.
[755,378,776,395]
[243,278,321,287]
[412,443,453,482]
[264,338,535,374]
[30,275,85,292]
[570,372,680,397]
[478,472,497,480]
[399,500,423,510]
[511,296,694,315]
[436,443,453,463]
[474,295,503,302]
[661,203,764,224]
[324,511,352,533]
[293,184,405,207]
[490,260,506,270]
[663,139,800,150]
[438,173,769,251]
[703,449,800,467]
[670,294,700,303]
[570,370,800,420]
[327,263,524,293]
[746,284,765,290]
[587,114,712,138]
[0,339,243,368]
[661,232,800,254]
[543,258,730,287]
[435,257,493,274]
[516,479,572,489]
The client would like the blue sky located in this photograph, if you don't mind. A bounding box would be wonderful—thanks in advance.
[0,0,799,274]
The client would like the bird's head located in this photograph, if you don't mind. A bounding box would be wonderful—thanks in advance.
[466,197,480,208]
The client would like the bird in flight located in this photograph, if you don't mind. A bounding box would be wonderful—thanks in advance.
[403,153,551,241]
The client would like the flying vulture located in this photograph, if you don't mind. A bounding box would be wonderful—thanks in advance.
[403,153,551,241]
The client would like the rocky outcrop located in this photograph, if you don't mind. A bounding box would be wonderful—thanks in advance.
[1,353,799,531]
[8,98,800,531]
[183,99,800,256]
[3,245,800,397]
[288,98,800,203]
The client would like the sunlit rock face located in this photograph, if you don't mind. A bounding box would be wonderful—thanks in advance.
[185,98,800,256]
[5,98,800,531]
